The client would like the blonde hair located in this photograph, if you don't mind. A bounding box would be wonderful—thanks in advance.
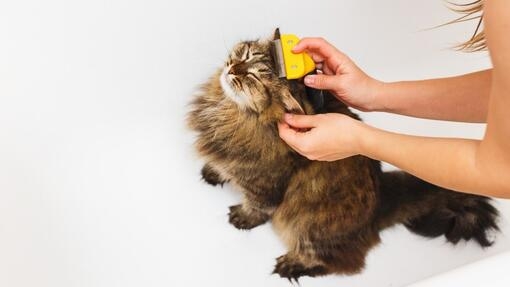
[447,0,485,52]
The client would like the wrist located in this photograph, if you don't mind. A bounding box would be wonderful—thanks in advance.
[369,80,391,112]
[356,121,378,158]
[361,80,388,112]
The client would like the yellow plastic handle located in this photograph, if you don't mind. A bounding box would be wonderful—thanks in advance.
[280,34,316,79]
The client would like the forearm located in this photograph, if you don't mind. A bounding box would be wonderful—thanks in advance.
[358,123,510,198]
[374,69,491,123]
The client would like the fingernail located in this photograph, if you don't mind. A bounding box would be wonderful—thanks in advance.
[304,75,315,85]
[284,113,293,121]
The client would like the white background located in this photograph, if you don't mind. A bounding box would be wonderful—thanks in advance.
[1,1,509,286]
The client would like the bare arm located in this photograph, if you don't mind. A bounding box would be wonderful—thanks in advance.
[293,38,492,123]
[280,0,510,198]
[375,70,492,123]
[350,0,510,198]
[359,127,509,198]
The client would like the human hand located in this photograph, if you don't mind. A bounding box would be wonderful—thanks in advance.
[277,113,366,161]
[293,37,383,112]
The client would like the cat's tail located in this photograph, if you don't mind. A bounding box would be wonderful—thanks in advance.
[376,171,499,247]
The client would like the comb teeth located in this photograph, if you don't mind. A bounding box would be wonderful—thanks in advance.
[271,39,286,78]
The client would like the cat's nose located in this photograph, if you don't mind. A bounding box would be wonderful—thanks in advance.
[228,65,238,75]
[228,64,245,75]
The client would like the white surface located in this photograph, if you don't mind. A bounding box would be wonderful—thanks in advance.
[1,1,509,287]
[408,250,510,287]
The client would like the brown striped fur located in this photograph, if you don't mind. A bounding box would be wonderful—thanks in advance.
[186,30,499,281]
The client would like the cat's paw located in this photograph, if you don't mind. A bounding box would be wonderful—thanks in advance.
[228,204,269,230]
[273,254,327,281]
[201,164,227,186]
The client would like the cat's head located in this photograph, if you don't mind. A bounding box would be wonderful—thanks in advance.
[218,30,306,115]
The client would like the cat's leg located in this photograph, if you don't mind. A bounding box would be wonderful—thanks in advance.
[228,180,283,230]
[273,250,328,281]
[272,211,330,279]
[272,231,379,280]
[272,191,380,280]
[201,163,229,186]
[228,198,271,230]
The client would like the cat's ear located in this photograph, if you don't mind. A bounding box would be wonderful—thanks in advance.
[273,28,281,41]
[281,90,305,115]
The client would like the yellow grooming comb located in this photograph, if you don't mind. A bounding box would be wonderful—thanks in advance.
[271,31,316,80]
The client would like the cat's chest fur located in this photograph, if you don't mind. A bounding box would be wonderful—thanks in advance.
[201,104,297,179]
[189,92,303,199]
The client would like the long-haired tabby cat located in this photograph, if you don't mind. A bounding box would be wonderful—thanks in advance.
[187,29,499,281]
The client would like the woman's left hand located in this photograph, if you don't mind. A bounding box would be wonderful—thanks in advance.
[277,113,366,161]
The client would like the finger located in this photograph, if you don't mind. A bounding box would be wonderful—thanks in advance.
[309,53,325,64]
[294,38,347,60]
[292,38,335,55]
[294,39,351,76]
[278,122,322,160]
[283,114,318,129]
[277,122,305,149]
[322,63,334,75]
[303,74,338,90]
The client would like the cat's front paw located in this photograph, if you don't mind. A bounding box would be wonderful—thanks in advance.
[228,204,269,230]
[273,254,327,281]
[201,164,227,186]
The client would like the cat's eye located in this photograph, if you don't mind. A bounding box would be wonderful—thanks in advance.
[258,68,272,74]
[252,52,264,56]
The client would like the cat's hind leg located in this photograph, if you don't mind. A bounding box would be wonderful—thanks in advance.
[271,232,377,280]
[271,216,332,279]
[272,250,328,281]
[272,190,381,280]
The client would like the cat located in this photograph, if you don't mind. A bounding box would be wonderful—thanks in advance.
[186,29,499,281]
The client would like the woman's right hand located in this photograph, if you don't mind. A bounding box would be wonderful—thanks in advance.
[292,37,384,112]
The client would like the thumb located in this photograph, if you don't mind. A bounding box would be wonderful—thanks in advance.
[284,113,318,129]
[304,74,338,90]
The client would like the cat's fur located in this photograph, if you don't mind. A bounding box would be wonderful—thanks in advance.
[187,30,499,280]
